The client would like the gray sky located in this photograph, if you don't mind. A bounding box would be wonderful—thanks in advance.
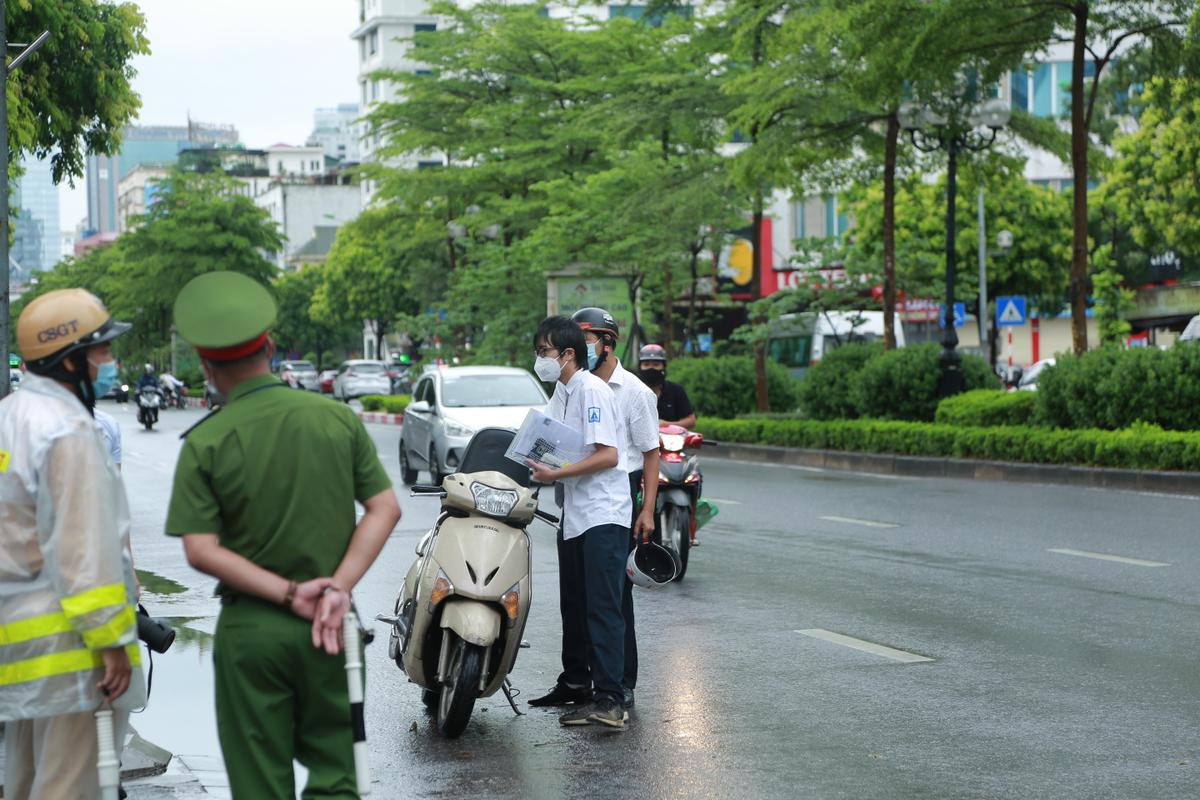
[61,0,361,228]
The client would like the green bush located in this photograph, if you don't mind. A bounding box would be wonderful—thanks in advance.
[302,351,318,365]
[360,394,410,413]
[1036,346,1200,431]
[797,342,881,420]
[852,343,999,422]
[693,417,1200,472]
[185,387,205,399]
[669,356,801,418]
[935,390,1037,427]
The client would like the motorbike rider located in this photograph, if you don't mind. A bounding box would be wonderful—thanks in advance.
[159,371,185,404]
[137,363,160,392]
[526,316,631,729]
[637,344,696,429]
[529,309,658,717]
[0,289,141,799]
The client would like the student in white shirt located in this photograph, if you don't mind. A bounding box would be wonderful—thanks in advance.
[526,316,631,729]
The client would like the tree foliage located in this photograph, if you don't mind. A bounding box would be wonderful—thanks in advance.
[8,0,149,183]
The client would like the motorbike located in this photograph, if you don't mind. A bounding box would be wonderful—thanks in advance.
[162,383,187,409]
[654,424,716,581]
[136,387,163,430]
[377,427,558,738]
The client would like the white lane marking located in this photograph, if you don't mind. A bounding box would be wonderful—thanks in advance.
[795,629,933,663]
[1047,547,1169,568]
[819,515,898,529]
[705,497,742,506]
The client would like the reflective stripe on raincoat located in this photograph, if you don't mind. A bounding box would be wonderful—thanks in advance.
[0,373,140,721]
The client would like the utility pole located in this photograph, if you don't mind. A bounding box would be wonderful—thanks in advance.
[0,18,49,399]
[977,187,988,366]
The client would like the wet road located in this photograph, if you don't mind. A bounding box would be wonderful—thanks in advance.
[114,402,1200,799]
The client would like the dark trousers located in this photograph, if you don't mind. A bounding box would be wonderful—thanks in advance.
[580,522,628,704]
[556,475,642,695]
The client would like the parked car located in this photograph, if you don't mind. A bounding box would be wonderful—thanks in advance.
[1015,358,1056,391]
[318,369,338,394]
[101,378,130,403]
[333,359,392,402]
[278,360,320,391]
[398,366,549,484]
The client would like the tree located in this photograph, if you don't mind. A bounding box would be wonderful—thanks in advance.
[111,172,282,357]
[312,207,445,359]
[273,267,359,369]
[7,0,149,183]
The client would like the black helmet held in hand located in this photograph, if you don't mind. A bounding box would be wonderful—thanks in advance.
[571,307,619,340]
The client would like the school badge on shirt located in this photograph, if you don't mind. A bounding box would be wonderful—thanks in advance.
[587,407,601,423]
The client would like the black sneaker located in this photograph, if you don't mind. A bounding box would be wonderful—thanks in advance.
[622,688,634,709]
[559,703,598,726]
[529,683,591,707]
[587,699,625,729]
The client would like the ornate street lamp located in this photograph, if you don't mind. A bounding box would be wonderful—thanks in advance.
[899,94,1010,397]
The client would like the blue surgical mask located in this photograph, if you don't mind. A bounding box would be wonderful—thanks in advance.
[89,359,118,398]
[586,342,599,371]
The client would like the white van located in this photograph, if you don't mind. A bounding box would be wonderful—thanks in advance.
[767,310,906,378]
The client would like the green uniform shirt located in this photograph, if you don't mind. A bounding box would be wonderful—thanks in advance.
[166,374,392,595]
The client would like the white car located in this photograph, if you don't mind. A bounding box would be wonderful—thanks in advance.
[399,366,549,484]
[1017,358,1056,391]
[333,359,392,402]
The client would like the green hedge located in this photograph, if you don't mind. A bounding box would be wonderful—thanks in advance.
[797,343,881,420]
[693,417,1200,472]
[935,389,1037,427]
[668,356,800,418]
[1036,345,1200,431]
[360,394,410,413]
[852,344,999,421]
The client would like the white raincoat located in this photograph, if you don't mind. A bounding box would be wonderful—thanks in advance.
[0,372,139,721]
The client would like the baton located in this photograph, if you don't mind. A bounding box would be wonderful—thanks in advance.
[95,708,119,800]
[343,610,370,796]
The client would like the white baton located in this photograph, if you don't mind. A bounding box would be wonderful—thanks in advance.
[343,610,370,796]
[95,708,119,800]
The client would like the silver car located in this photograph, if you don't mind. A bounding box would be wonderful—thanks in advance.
[333,359,392,402]
[279,359,320,391]
[399,366,549,484]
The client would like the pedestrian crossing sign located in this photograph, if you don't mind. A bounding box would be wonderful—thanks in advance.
[997,296,1027,327]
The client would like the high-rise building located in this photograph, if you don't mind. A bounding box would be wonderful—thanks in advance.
[307,104,362,164]
[12,155,61,273]
[85,120,239,234]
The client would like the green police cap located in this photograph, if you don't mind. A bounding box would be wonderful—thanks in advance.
[174,271,277,361]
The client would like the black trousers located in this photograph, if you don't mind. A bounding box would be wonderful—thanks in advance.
[555,471,642,693]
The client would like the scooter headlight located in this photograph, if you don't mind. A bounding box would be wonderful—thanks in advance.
[470,482,519,518]
[660,433,685,452]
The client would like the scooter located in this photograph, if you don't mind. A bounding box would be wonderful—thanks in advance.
[377,427,558,738]
[136,388,162,431]
[654,424,716,581]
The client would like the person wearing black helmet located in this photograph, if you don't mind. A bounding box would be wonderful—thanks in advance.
[637,344,696,429]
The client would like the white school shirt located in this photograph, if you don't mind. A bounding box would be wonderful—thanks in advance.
[93,407,122,468]
[604,360,659,474]
[546,368,632,539]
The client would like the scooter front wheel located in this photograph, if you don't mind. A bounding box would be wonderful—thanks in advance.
[436,633,484,738]
[667,506,690,581]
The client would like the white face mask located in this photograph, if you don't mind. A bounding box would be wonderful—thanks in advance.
[534,355,563,382]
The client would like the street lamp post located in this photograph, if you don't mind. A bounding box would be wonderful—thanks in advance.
[899,95,1010,397]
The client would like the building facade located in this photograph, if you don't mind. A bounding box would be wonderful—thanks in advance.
[12,155,60,273]
[116,164,170,233]
[255,180,362,269]
[85,121,239,234]
[307,104,362,164]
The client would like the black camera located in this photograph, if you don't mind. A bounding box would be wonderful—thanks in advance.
[136,604,176,654]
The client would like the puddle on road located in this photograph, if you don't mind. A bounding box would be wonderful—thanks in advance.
[136,569,188,595]
[132,614,221,761]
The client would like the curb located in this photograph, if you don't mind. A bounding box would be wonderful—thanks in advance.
[707,442,1200,497]
[357,411,404,426]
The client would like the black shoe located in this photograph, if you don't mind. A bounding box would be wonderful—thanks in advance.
[587,699,626,729]
[622,688,634,709]
[528,683,591,707]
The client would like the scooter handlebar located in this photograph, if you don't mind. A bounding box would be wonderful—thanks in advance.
[409,485,447,497]
[535,509,560,526]
[702,439,718,447]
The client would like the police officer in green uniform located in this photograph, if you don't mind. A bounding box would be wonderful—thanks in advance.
[165,272,402,799]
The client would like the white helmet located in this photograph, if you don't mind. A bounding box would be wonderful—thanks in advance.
[626,541,677,588]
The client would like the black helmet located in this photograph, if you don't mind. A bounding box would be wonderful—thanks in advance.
[626,541,678,588]
[638,343,667,364]
[571,307,619,340]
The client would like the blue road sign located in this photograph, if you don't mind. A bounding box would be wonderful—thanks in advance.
[938,302,967,329]
[996,296,1027,327]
